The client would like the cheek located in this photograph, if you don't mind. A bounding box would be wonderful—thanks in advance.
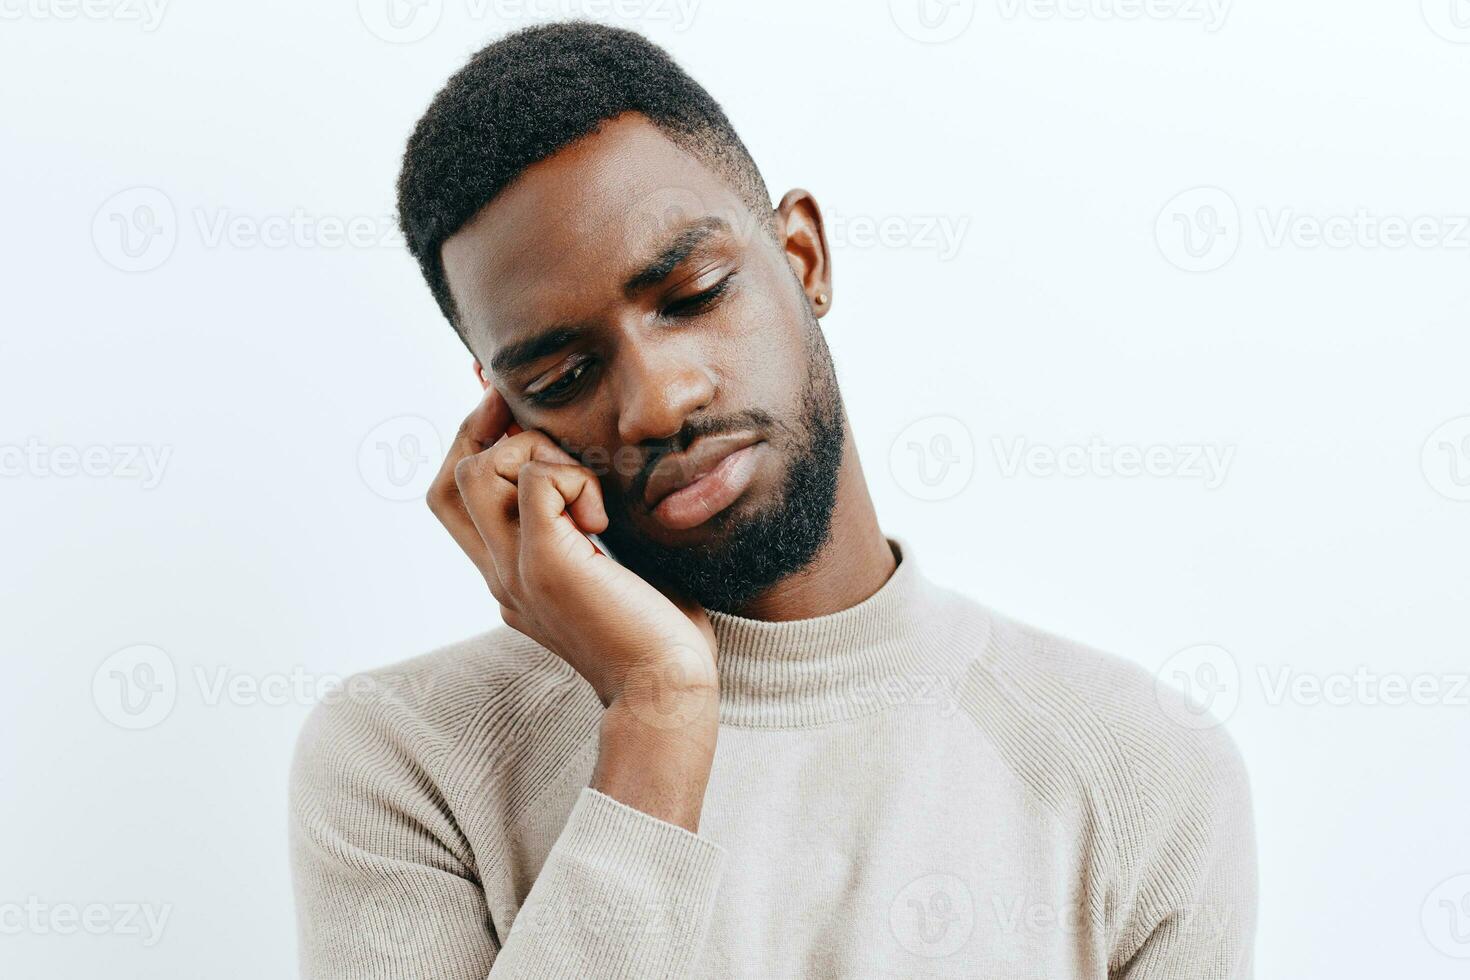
[531,403,621,468]
[714,281,810,405]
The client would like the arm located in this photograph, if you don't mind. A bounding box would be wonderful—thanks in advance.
[1111,719,1258,980]
[288,692,725,979]
[290,386,726,978]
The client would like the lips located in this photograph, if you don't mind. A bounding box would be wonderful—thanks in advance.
[643,431,764,510]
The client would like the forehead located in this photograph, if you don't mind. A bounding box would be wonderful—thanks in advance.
[441,112,750,357]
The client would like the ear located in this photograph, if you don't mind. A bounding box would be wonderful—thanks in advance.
[775,189,834,319]
[473,360,490,390]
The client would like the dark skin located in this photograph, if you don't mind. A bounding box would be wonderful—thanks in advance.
[428,111,894,830]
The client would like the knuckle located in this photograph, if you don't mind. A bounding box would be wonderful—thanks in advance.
[455,451,489,486]
[533,433,567,457]
[489,441,520,474]
[426,475,456,511]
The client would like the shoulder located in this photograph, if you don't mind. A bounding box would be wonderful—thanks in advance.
[289,626,598,802]
[955,606,1252,866]
[951,608,1255,948]
[959,608,1248,794]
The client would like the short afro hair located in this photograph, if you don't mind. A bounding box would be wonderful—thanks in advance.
[395,20,774,338]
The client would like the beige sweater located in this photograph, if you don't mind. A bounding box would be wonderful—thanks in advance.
[289,539,1256,978]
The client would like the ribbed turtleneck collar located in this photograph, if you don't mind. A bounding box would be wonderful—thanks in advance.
[708,538,950,728]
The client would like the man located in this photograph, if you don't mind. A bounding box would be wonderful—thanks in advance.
[290,20,1255,979]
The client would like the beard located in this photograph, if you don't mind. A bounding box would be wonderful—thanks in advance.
[595,317,845,613]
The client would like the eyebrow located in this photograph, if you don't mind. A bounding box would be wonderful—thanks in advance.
[488,215,731,378]
[488,325,586,377]
[622,215,729,295]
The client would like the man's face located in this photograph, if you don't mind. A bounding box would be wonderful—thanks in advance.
[440,112,844,610]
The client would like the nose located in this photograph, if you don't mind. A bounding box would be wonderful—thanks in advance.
[614,340,715,447]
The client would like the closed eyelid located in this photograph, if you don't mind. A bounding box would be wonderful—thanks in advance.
[525,353,587,393]
[523,356,598,407]
[662,271,736,317]
[661,264,730,301]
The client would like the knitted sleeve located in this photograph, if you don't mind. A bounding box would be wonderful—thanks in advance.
[288,687,726,979]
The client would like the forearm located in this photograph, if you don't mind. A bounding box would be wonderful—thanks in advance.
[591,677,719,833]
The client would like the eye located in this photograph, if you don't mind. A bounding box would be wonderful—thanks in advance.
[527,359,595,407]
[662,273,735,319]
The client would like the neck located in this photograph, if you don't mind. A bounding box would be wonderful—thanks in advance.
[731,426,895,622]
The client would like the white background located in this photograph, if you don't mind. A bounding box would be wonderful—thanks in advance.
[3,0,1469,976]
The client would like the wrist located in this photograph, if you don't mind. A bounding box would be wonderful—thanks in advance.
[591,691,718,833]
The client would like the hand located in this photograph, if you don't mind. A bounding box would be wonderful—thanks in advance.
[427,387,719,828]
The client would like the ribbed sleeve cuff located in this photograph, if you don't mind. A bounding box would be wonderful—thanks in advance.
[493,788,726,978]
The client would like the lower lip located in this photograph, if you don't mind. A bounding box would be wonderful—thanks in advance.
[651,443,764,531]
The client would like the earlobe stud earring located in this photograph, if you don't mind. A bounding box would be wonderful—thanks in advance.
[815,292,830,306]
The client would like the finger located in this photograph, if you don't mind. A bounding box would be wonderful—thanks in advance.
[455,448,523,594]
[486,432,598,521]
[439,387,516,488]
[461,385,515,449]
[429,387,515,596]
[459,429,608,593]
[515,460,610,539]
[489,432,610,554]
[514,462,611,588]
[455,431,568,588]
